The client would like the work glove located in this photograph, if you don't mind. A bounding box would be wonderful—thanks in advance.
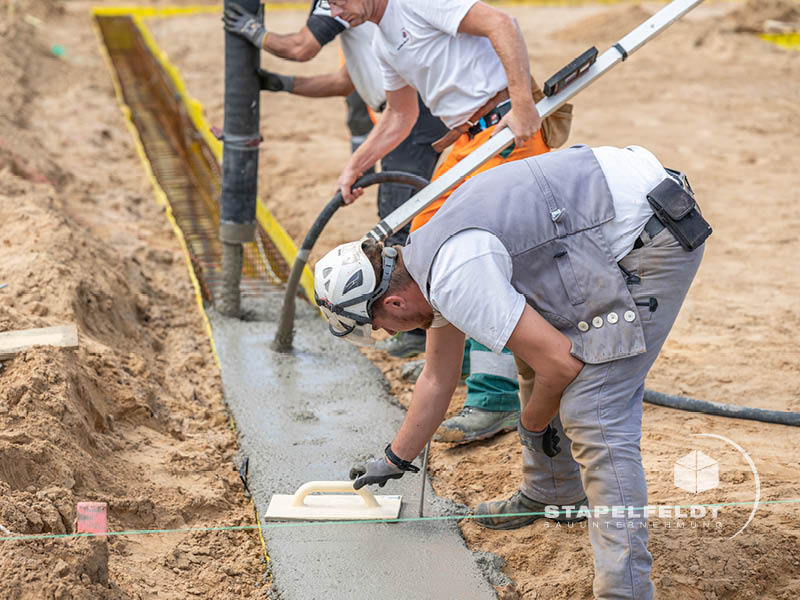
[223,3,267,49]
[258,68,294,93]
[349,458,404,490]
[518,421,561,457]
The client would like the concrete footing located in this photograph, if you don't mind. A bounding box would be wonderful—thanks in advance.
[209,293,497,599]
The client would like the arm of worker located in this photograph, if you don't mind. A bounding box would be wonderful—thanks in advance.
[390,324,466,460]
[336,84,418,204]
[223,4,328,61]
[350,324,465,489]
[457,2,541,145]
[259,64,355,97]
[263,26,322,61]
[505,304,584,432]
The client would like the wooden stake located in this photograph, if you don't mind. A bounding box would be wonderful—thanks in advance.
[0,324,78,360]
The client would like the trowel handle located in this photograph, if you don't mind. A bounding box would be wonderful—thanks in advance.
[290,481,380,508]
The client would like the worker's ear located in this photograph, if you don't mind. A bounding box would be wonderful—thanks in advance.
[380,294,407,313]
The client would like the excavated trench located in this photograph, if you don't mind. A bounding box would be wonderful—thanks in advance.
[95,13,502,598]
[96,14,288,304]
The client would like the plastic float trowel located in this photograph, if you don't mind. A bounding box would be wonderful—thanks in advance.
[264,481,402,521]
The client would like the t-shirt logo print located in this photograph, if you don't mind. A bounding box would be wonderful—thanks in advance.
[396,28,411,51]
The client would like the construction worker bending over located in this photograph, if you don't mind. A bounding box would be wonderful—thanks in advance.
[327,0,573,443]
[223,0,447,249]
[314,145,709,599]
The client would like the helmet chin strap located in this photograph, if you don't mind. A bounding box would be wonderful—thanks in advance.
[366,246,397,320]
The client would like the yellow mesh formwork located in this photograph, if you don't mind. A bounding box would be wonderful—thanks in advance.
[95,15,289,303]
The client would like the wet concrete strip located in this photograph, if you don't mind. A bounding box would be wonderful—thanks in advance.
[208,293,499,599]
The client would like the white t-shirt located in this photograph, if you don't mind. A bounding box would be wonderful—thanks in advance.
[373,0,508,128]
[308,2,386,112]
[340,24,385,112]
[427,146,667,353]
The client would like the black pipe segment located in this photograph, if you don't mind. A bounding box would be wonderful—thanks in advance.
[219,0,262,318]
[643,389,800,426]
[272,171,430,353]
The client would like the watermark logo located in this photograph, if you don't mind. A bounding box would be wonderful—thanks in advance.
[687,433,760,538]
[542,432,760,538]
[674,449,719,494]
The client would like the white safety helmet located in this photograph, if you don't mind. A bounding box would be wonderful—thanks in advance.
[314,241,397,346]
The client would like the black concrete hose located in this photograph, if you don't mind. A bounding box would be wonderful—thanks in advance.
[643,389,800,426]
[272,171,429,352]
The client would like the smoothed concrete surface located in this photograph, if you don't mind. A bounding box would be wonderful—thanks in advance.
[209,294,497,599]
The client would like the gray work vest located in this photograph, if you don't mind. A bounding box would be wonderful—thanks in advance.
[402,145,647,364]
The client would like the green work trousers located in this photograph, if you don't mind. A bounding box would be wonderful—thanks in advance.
[462,338,520,412]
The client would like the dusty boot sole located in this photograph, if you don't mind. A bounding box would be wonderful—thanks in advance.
[474,512,587,530]
[473,497,588,530]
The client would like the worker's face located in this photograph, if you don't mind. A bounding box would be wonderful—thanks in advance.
[328,0,370,28]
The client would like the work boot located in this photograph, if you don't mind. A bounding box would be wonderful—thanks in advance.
[375,331,426,358]
[434,407,520,443]
[473,490,588,530]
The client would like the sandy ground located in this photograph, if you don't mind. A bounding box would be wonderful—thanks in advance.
[0,1,264,598]
[1,0,799,598]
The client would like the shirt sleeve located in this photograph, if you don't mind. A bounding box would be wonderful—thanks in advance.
[415,0,480,37]
[374,41,409,91]
[428,230,526,353]
[306,14,346,47]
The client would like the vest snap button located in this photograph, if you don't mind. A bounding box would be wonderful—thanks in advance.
[592,316,604,328]
[578,321,590,332]
[624,310,636,322]
[607,312,619,324]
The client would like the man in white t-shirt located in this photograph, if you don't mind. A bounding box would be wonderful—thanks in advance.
[326,0,573,441]
[313,145,707,599]
[329,0,571,206]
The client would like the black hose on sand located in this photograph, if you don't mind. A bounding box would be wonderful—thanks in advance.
[643,389,800,426]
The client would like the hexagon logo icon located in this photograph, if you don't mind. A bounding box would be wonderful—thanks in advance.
[674,450,719,494]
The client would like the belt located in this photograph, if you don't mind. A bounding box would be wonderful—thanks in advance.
[633,213,666,249]
[431,88,510,153]
[467,100,511,138]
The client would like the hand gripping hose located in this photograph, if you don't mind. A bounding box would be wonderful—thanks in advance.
[272,171,429,353]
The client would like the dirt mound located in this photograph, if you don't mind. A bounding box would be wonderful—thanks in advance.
[726,0,800,33]
[0,2,264,597]
[550,4,653,44]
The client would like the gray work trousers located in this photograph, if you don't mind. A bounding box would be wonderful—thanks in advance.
[519,226,704,599]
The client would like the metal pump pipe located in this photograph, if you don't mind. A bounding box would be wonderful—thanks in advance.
[219,0,262,318]
[272,171,429,353]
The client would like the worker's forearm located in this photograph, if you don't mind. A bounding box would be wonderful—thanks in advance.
[489,17,534,113]
[346,109,412,177]
[291,72,355,98]
[390,372,456,461]
[522,360,583,431]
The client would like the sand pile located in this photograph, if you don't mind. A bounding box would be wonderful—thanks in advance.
[726,0,800,33]
[0,1,264,597]
[550,4,654,44]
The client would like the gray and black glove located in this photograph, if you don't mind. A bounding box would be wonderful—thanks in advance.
[518,421,561,457]
[223,3,267,49]
[258,68,294,93]
[349,458,404,490]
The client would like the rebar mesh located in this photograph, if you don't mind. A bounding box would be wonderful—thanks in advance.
[96,15,289,302]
